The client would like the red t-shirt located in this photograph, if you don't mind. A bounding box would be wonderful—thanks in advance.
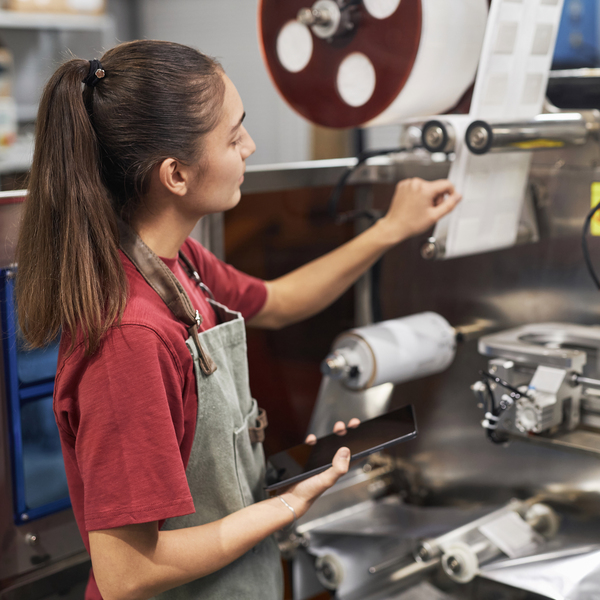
[53,238,267,599]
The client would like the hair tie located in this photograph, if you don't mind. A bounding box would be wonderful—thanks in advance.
[82,59,105,88]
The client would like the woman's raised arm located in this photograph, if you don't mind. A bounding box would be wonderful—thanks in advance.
[249,177,461,330]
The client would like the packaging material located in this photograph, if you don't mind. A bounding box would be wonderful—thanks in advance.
[480,545,600,600]
[2,0,105,15]
[433,0,566,258]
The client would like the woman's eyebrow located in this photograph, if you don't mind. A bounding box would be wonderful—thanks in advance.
[230,112,246,135]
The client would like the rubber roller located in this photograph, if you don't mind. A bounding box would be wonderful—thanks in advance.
[258,0,489,128]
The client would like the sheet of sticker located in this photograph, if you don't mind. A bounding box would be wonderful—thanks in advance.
[433,0,565,258]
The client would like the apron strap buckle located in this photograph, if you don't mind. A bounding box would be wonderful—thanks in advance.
[189,323,218,376]
[249,408,268,444]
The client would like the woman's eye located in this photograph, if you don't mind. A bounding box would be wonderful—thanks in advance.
[232,137,242,147]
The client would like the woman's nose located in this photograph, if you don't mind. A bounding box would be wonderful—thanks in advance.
[242,129,256,159]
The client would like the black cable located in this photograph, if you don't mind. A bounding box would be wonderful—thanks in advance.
[327,147,408,219]
[479,372,513,445]
[484,377,496,415]
[582,202,600,290]
[479,370,523,399]
[370,257,383,324]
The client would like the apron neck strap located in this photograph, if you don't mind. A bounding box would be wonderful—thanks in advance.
[117,219,217,375]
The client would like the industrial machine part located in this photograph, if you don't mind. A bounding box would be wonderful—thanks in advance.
[421,111,600,156]
[409,500,560,584]
[420,120,458,154]
[286,476,561,600]
[472,323,600,454]
[465,112,598,155]
[320,312,456,391]
[259,0,488,127]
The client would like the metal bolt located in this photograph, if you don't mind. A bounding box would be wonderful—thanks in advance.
[25,533,38,546]
[469,126,489,150]
[447,556,462,574]
[321,352,348,377]
[421,238,438,260]
[418,546,430,561]
[21,513,29,522]
[297,7,314,24]
[321,563,334,581]
[297,6,332,26]
[424,126,444,151]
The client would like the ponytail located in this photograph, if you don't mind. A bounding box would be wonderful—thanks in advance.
[16,59,127,355]
[15,41,224,355]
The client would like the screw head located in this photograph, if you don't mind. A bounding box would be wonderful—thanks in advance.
[447,556,462,574]
[418,546,430,561]
[297,7,314,24]
[469,126,489,150]
[421,238,438,260]
[424,126,444,151]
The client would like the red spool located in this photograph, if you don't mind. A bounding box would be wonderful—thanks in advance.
[258,0,422,129]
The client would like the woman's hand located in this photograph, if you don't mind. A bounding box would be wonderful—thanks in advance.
[377,178,462,246]
[276,419,360,520]
[279,445,351,520]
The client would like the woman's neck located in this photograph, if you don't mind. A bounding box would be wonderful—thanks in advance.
[130,208,198,259]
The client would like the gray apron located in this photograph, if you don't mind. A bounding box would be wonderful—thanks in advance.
[118,222,283,600]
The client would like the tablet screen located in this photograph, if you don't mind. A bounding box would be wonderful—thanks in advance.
[265,404,417,491]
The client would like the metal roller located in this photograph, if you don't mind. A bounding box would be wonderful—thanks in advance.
[465,113,595,155]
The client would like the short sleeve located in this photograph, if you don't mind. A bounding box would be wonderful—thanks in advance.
[60,325,195,531]
[182,238,267,319]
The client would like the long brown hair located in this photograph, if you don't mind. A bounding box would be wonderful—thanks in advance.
[16,40,225,354]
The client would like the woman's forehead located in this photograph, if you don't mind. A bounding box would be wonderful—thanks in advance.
[221,75,244,127]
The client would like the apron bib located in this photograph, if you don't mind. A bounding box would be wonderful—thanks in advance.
[118,222,283,600]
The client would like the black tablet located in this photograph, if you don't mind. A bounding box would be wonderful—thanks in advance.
[265,404,417,491]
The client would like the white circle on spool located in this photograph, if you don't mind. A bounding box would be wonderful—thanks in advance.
[336,53,376,107]
[276,21,313,73]
[363,0,401,19]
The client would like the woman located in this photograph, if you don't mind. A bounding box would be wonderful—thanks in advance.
[16,40,460,600]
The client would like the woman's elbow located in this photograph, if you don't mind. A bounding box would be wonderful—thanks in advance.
[95,572,149,600]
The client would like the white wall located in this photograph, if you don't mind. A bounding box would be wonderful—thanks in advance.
[138,0,311,166]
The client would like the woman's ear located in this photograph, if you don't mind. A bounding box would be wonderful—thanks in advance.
[157,158,190,196]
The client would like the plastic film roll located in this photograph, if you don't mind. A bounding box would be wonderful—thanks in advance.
[321,312,456,391]
[259,0,488,128]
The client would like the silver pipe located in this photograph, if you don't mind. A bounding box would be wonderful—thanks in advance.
[576,375,600,389]
[466,113,591,155]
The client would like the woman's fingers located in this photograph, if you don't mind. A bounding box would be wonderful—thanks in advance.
[314,447,351,489]
[432,191,462,219]
[305,419,361,445]
[425,178,456,198]
[333,421,347,435]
